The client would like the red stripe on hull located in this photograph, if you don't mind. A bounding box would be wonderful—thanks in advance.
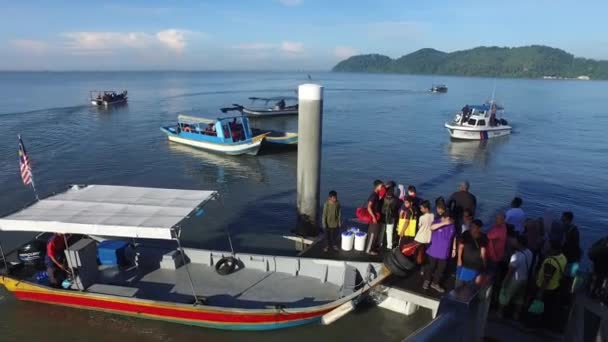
[13,290,332,325]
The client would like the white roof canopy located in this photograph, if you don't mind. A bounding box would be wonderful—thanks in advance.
[0,185,217,240]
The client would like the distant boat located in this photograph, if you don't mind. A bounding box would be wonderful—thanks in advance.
[444,102,511,140]
[161,115,268,156]
[90,90,128,106]
[223,96,298,117]
[430,84,448,93]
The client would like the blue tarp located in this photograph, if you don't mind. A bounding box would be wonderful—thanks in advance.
[467,103,504,111]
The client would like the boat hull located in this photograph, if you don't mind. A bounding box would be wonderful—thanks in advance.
[91,98,128,106]
[161,128,263,156]
[0,267,388,331]
[252,129,298,145]
[445,123,511,140]
[242,108,298,117]
[0,276,328,330]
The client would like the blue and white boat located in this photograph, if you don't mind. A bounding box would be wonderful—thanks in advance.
[444,102,511,140]
[161,115,268,156]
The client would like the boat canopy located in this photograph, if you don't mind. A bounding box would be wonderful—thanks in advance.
[0,185,217,240]
[178,115,216,125]
[248,96,297,102]
[469,104,504,111]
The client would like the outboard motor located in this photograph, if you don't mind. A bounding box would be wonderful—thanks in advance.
[17,239,47,268]
[499,118,508,125]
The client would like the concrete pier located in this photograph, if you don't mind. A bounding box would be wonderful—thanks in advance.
[296,83,323,237]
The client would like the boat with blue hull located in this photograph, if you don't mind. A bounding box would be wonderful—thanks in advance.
[161,115,268,156]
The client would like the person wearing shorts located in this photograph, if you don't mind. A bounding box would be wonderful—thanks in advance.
[498,234,533,320]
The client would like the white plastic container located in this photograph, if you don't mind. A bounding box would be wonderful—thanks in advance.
[354,231,367,251]
[341,231,354,251]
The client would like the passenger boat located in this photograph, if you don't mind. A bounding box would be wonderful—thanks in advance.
[90,90,128,106]
[161,115,268,156]
[430,84,448,93]
[0,185,389,331]
[444,102,512,140]
[225,97,298,117]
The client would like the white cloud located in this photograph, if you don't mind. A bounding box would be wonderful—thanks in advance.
[63,31,151,55]
[61,29,194,55]
[281,41,304,54]
[334,46,358,59]
[11,39,49,54]
[277,0,302,6]
[156,29,188,52]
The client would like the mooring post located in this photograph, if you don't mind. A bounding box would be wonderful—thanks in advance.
[296,83,323,237]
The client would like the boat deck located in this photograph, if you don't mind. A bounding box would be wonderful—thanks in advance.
[299,234,455,308]
[96,262,340,309]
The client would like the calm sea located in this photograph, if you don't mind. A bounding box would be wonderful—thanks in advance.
[0,71,606,341]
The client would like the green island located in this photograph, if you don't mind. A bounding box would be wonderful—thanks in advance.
[332,45,608,80]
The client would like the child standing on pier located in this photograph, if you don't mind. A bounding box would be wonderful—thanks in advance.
[322,190,342,252]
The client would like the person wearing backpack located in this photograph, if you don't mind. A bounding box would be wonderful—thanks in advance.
[532,240,567,331]
[380,181,399,250]
[498,234,533,320]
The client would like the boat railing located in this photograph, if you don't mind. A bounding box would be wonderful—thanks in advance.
[403,279,494,341]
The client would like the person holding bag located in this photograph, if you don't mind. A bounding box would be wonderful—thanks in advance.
[397,196,417,245]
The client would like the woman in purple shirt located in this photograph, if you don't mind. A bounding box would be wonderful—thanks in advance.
[423,210,456,293]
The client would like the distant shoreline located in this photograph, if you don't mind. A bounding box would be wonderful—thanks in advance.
[332,45,608,80]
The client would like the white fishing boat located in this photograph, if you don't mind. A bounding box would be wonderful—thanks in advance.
[90,90,128,106]
[161,115,268,156]
[444,102,511,140]
[223,97,298,117]
[0,185,389,331]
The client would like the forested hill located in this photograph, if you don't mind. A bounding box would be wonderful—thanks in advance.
[332,46,608,79]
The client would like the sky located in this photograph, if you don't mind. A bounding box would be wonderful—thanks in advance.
[1,0,607,70]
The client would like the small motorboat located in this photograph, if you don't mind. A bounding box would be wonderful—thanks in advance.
[90,90,128,106]
[0,185,389,331]
[223,96,298,117]
[444,102,511,140]
[430,84,448,93]
[161,115,268,156]
[252,129,298,145]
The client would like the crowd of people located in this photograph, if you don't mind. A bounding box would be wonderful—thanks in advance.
[321,179,583,332]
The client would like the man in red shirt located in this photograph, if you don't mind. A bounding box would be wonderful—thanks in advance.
[45,233,69,287]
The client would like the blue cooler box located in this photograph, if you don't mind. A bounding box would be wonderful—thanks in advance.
[98,240,130,266]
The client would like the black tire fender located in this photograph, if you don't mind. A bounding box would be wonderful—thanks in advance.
[215,256,237,275]
[392,248,416,271]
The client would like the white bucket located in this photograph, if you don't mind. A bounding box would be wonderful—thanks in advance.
[354,231,367,251]
[341,231,354,251]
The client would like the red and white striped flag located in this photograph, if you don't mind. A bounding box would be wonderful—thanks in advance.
[18,135,33,185]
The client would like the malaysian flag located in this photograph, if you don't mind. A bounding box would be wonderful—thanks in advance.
[18,135,33,186]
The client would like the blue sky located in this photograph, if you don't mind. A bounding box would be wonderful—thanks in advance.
[1,0,606,70]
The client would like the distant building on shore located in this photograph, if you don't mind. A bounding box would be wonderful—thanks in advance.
[577,75,591,80]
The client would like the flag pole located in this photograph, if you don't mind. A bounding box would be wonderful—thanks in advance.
[18,134,40,201]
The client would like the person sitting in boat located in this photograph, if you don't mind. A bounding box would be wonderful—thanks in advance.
[275,99,286,110]
[45,233,70,287]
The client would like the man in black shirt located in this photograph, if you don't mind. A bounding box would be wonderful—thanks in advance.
[365,180,384,255]
[448,181,477,235]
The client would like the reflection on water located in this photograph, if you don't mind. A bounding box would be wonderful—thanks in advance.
[445,136,510,165]
[166,141,267,183]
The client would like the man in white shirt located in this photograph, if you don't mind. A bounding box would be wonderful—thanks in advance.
[505,197,525,234]
[498,234,533,320]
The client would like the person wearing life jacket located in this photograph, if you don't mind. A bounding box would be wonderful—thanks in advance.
[534,240,567,331]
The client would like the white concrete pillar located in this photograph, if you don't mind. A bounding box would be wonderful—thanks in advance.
[296,84,323,237]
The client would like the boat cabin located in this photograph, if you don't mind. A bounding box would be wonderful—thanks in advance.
[454,103,508,128]
[176,115,253,143]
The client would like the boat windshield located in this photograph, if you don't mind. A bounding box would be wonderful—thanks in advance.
[468,119,477,126]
